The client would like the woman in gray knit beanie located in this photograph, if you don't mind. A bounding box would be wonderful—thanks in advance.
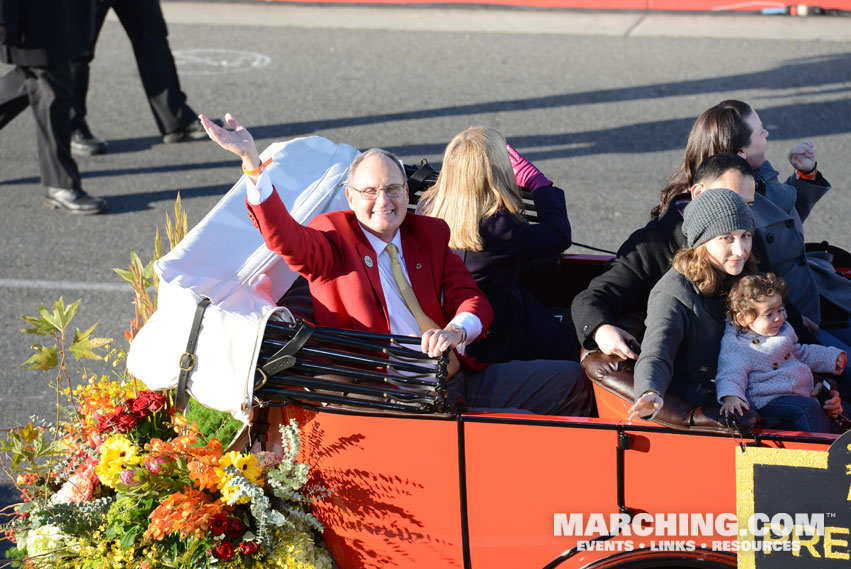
[628,189,756,420]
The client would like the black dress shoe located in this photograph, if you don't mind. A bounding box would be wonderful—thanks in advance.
[44,187,107,215]
[163,117,223,144]
[70,125,108,156]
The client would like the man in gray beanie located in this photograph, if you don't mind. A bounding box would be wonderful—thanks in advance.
[629,188,755,420]
[682,187,755,249]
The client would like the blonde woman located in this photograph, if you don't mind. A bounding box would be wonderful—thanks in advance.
[420,127,593,417]
[629,189,757,420]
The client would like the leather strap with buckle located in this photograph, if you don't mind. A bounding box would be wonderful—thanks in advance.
[261,319,315,377]
[175,296,211,412]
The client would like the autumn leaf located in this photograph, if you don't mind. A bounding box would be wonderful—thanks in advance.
[69,322,112,361]
[22,344,58,370]
[20,313,55,336]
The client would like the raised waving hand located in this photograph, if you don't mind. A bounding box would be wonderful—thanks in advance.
[200,113,262,179]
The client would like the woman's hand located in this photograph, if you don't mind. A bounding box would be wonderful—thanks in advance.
[823,389,843,419]
[788,139,817,173]
[720,395,749,416]
[421,327,464,358]
[506,143,552,192]
[627,391,663,421]
[200,113,262,175]
[593,324,640,360]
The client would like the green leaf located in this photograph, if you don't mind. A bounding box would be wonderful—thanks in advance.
[22,344,58,370]
[37,297,80,334]
[119,525,142,550]
[68,322,112,361]
[143,256,156,282]
[32,433,66,459]
[57,297,81,332]
[17,501,36,514]
[154,227,163,261]
[113,267,135,283]
[20,312,55,336]
[130,249,144,274]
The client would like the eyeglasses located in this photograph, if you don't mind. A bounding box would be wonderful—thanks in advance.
[348,184,406,200]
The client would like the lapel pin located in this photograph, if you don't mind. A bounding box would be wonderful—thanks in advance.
[364,255,374,268]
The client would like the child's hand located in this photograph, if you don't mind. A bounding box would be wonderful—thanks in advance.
[721,396,749,416]
[836,352,847,375]
[788,140,817,173]
[823,390,843,419]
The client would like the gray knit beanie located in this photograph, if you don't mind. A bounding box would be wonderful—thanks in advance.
[682,188,754,248]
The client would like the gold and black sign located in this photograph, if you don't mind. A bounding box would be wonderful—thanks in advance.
[736,430,851,568]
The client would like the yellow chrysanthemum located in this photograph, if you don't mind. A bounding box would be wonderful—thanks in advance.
[96,434,141,488]
[220,451,262,484]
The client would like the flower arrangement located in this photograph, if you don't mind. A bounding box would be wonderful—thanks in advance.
[2,370,332,569]
[1,199,333,569]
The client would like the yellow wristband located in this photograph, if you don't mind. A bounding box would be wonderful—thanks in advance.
[242,157,273,177]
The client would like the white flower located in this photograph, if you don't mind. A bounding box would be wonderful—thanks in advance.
[24,524,67,557]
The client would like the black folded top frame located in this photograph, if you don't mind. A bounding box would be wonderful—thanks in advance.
[253,320,450,413]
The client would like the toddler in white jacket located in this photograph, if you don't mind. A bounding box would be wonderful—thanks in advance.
[716,273,846,432]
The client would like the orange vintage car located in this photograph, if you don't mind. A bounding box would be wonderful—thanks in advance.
[253,245,843,569]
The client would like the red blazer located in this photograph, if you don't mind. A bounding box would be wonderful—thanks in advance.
[247,191,493,353]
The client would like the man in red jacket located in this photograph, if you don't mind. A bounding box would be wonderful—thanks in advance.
[201,113,594,416]
[248,146,492,367]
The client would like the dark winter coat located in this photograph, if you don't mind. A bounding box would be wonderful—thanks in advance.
[0,0,94,67]
[751,161,851,324]
[457,185,575,365]
[633,269,728,408]
[571,193,689,350]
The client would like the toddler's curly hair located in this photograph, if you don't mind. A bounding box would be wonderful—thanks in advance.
[727,272,788,332]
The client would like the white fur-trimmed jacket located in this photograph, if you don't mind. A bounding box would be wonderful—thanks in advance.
[715,321,842,409]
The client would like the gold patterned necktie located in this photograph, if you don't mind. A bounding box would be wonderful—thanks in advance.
[384,243,460,376]
[385,243,437,332]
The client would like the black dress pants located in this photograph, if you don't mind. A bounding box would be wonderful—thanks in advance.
[70,0,195,136]
[0,63,82,190]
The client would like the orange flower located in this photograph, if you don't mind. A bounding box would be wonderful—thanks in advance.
[144,488,229,540]
[187,439,223,491]
[148,433,197,458]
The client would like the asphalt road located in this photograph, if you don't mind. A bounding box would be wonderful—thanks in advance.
[2,1,851,553]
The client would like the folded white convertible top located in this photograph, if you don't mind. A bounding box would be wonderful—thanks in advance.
[127,136,359,422]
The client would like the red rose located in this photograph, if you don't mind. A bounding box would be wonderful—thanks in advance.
[211,541,235,560]
[226,516,245,539]
[146,392,167,412]
[129,396,151,418]
[114,413,138,433]
[96,414,114,433]
[209,513,229,537]
[240,540,259,556]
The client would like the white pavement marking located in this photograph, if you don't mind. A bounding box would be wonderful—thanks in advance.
[172,48,272,75]
[155,2,851,42]
[0,279,131,293]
